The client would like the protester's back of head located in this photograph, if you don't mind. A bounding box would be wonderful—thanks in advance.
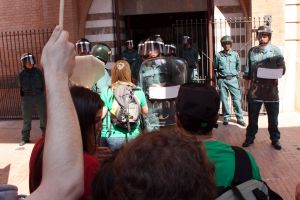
[111,60,132,84]
[176,83,220,135]
[109,131,216,200]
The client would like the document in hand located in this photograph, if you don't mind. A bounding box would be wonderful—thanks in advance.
[257,68,284,79]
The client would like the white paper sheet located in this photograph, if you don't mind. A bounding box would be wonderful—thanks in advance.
[149,85,180,99]
[257,68,283,79]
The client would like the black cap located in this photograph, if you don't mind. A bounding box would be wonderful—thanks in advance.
[176,83,219,133]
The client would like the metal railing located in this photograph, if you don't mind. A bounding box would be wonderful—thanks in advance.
[172,17,265,113]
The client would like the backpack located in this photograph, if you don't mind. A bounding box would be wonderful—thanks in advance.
[109,84,141,132]
[216,146,283,200]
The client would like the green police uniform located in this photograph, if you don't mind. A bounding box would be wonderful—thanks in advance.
[131,56,144,84]
[122,49,139,68]
[18,67,46,142]
[214,49,244,123]
[181,47,200,82]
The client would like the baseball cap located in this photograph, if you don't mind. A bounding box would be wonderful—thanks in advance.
[176,83,220,133]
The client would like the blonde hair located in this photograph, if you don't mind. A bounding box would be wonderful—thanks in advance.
[111,60,134,88]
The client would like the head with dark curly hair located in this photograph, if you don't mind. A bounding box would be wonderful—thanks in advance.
[108,131,216,200]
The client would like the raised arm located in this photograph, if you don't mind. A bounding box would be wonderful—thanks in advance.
[27,26,83,200]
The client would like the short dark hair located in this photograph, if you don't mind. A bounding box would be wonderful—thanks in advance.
[110,131,216,200]
[176,83,220,135]
[70,86,104,154]
[92,157,116,200]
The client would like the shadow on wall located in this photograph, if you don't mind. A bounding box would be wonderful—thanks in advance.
[0,164,11,184]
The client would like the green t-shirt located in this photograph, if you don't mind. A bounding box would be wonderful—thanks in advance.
[100,86,147,139]
[203,140,261,188]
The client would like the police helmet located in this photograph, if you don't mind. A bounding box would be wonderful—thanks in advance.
[256,26,272,40]
[91,43,111,64]
[125,40,134,49]
[143,35,164,57]
[76,38,91,55]
[183,35,192,46]
[20,53,35,66]
[220,35,233,44]
[164,43,176,56]
[137,40,145,56]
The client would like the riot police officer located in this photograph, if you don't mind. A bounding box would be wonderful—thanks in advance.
[242,26,286,150]
[139,36,187,132]
[75,38,91,55]
[91,43,112,94]
[214,35,245,126]
[131,40,146,84]
[122,39,139,68]
[18,53,46,146]
[180,36,200,82]
[164,43,176,57]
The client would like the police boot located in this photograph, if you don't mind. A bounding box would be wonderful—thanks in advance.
[242,139,254,147]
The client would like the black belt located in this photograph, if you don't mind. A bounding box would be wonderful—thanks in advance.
[219,75,236,80]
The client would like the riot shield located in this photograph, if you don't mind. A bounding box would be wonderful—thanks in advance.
[139,57,187,132]
[250,56,284,101]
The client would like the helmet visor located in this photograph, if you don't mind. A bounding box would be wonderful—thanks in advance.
[183,36,191,45]
[76,41,91,55]
[21,54,35,65]
[126,40,134,49]
[143,41,164,56]
[138,43,144,55]
[164,44,176,56]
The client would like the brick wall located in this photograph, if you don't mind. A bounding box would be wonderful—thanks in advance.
[0,0,78,42]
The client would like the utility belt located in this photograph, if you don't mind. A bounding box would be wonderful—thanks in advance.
[218,75,237,80]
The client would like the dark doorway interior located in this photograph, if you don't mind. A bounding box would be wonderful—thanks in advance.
[123,11,207,48]
[123,11,210,80]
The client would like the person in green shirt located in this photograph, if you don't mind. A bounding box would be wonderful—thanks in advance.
[100,60,148,152]
[175,83,261,190]
[214,35,245,126]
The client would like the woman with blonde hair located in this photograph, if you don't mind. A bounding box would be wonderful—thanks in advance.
[99,60,148,152]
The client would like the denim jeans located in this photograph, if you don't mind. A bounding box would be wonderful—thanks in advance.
[100,137,134,152]
[246,99,280,142]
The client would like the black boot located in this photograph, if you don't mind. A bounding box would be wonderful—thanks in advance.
[271,141,282,150]
[242,139,254,147]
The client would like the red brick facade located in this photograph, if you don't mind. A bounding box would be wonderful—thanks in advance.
[0,0,92,43]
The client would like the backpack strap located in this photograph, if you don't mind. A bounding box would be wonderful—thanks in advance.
[231,146,253,185]
[231,186,246,200]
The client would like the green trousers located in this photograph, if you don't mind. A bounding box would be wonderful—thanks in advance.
[218,77,244,121]
[21,94,46,141]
